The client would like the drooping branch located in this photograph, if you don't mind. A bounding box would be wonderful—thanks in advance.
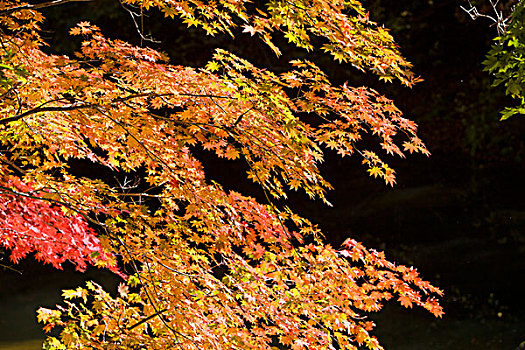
[0,185,94,222]
[0,92,231,125]
[0,0,92,16]
[0,102,98,125]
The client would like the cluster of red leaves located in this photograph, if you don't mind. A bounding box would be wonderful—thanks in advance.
[0,174,117,272]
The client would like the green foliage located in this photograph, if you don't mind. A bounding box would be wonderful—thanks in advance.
[0,49,28,89]
[484,1,525,120]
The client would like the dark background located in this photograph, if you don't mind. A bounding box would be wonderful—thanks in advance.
[1,0,524,348]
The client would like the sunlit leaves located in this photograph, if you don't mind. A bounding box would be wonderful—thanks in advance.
[145,0,417,85]
[0,172,117,272]
[0,0,443,349]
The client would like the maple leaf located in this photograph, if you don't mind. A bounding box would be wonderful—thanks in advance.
[398,295,413,308]
[118,283,129,298]
[384,172,396,186]
[224,145,240,160]
[242,24,257,36]
[367,166,382,178]
[42,323,56,333]
[403,141,418,153]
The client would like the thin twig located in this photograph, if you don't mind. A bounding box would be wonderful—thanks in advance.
[460,0,513,35]
[127,308,168,330]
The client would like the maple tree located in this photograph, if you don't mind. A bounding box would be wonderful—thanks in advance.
[1,0,442,349]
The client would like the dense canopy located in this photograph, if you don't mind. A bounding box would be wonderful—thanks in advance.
[0,0,442,349]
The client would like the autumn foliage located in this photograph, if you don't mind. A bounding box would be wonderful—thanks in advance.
[1,0,441,349]
[0,171,117,271]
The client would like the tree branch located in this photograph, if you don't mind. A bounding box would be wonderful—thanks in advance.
[127,308,168,330]
[0,0,92,17]
[0,102,96,125]
[0,92,232,125]
[460,0,513,35]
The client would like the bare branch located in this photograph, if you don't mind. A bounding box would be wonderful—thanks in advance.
[460,0,514,35]
[118,0,161,44]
